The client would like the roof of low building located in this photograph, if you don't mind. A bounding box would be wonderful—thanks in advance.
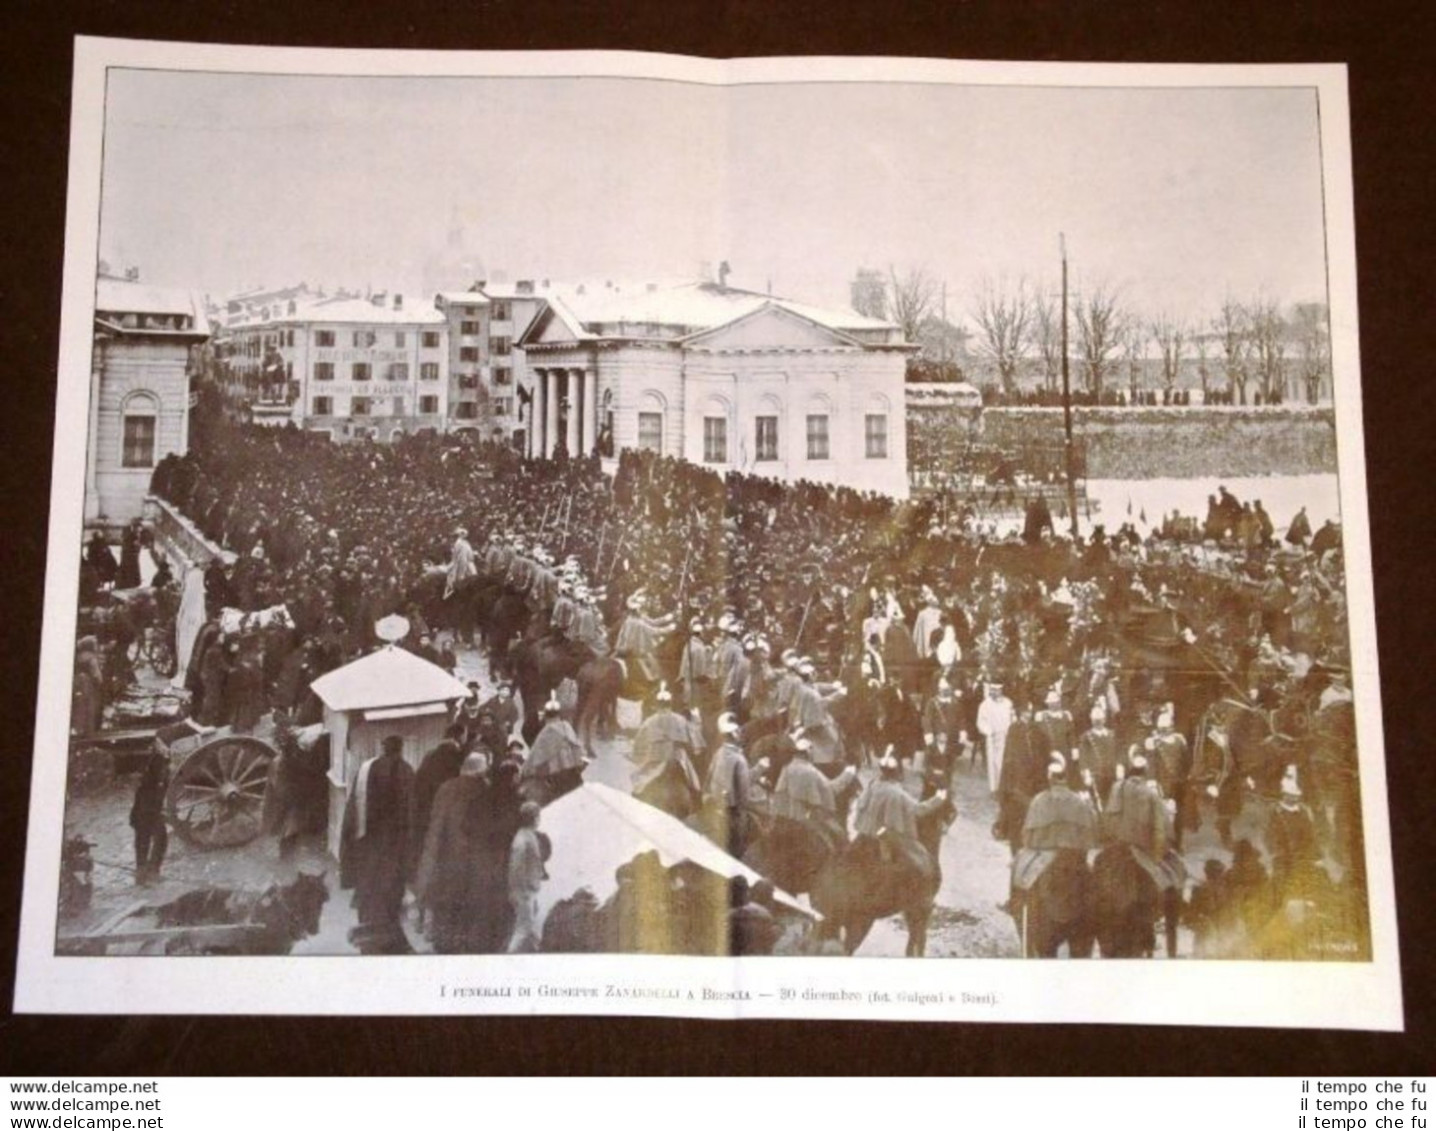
[309,645,471,712]
[558,281,897,336]
[96,276,204,320]
[230,295,446,328]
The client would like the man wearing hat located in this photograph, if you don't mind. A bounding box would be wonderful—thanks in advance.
[1140,704,1192,847]
[1010,754,1098,957]
[520,695,587,806]
[995,701,1048,852]
[976,679,1015,793]
[1267,769,1322,907]
[770,731,855,855]
[712,613,744,704]
[911,587,944,661]
[1076,702,1119,804]
[921,678,969,782]
[630,683,703,820]
[705,712,752,857]
[614,590,676,702]
[679,617,714,724]
[1035,687,1077,766]
[852,749,949,843]
[725,634,755,720]
[1101,751,1182,956]
[571,586,611,657]
[786,659,846,770]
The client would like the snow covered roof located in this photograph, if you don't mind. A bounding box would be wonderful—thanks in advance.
[96,277,203,320]
[309,645,470,713]
[537,781,814,923]
[556,281,897,336]
[434,291,491,306]
[233,296,445,328]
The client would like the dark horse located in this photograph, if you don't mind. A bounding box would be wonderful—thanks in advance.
[1089,844,1182,958]
[807,778,953,956]
[510,631,625,752]
[1009,848,1094,958]
[148,870,329,955]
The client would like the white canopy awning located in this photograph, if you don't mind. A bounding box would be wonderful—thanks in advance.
[538,782,815,922]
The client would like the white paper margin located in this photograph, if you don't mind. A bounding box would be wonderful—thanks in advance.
[14,37,1402,1030]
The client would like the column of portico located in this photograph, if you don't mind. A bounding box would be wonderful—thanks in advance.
[564,369,580,455]
[545,369,561,457]
[526,369,542,458]
[581,368,598,456]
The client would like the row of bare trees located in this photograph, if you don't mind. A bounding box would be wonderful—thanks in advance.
[854,266,1331,404]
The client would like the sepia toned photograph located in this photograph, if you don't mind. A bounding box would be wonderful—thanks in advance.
[14,43,1399,1025]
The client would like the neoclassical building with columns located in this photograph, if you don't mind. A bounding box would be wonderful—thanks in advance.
[516,281,914,497]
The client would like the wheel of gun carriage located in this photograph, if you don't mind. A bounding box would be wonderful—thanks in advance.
[165,734,276,849]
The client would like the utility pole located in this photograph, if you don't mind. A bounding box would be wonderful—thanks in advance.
[941,281,949,368]
[1060,233,1079,539]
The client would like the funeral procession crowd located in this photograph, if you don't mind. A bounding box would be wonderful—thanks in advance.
[67,391,1365,960]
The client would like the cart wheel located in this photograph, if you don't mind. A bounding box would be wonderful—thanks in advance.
[166,735,275,849]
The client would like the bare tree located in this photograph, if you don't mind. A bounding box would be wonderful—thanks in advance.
[1214,298,1249,404]
[1031,289,1062,392]
[1248,297,1288,403]
[1150,313,1187,396]
[971,276,1032,394]
[1291,301,1330,404]
[1074,282,1126,400]
[887,265,939,345]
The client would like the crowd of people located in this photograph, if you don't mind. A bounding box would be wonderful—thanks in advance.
[69,388,1363,956]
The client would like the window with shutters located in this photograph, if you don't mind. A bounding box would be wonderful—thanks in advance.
[420,362,440,381]
[352,363,371,381]
[638,412,663,453]
[315,330,336,347]
[460,320,480,336]
[312,396,333,416]
[806,414,830,460]
[314,362,334,381]
[351,397,371,417]
[865,413,888,458]
[703,416,727,463]
[121,403,157,468]
[388,362,409,381]
[419,395,440,415]
[755,415,779,461]
[421,331,441,349]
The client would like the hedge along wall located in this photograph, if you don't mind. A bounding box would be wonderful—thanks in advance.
[977,406,1339,479]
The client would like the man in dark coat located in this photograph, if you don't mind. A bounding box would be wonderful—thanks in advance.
[996,702,1047,850]
[630,685,702,819]
[203,559,231,619]
[226,645,266,732]
[409,738,467,874]
[340,734,414,953]
[117,521,143,590]
[130,749,170,884]
[197,638,231,726]
[85,531,117,587]
[1022,495,1054,546]
[415,751,510,953]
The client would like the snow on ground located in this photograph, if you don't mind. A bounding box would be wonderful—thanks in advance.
[1085,474,1341,536]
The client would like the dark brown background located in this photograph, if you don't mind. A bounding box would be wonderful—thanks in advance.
[1,0,1432,1076]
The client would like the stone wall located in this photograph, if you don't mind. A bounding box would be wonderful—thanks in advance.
[976,406,1339,479]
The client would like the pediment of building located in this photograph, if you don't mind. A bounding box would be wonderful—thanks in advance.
[685,303,858,351]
